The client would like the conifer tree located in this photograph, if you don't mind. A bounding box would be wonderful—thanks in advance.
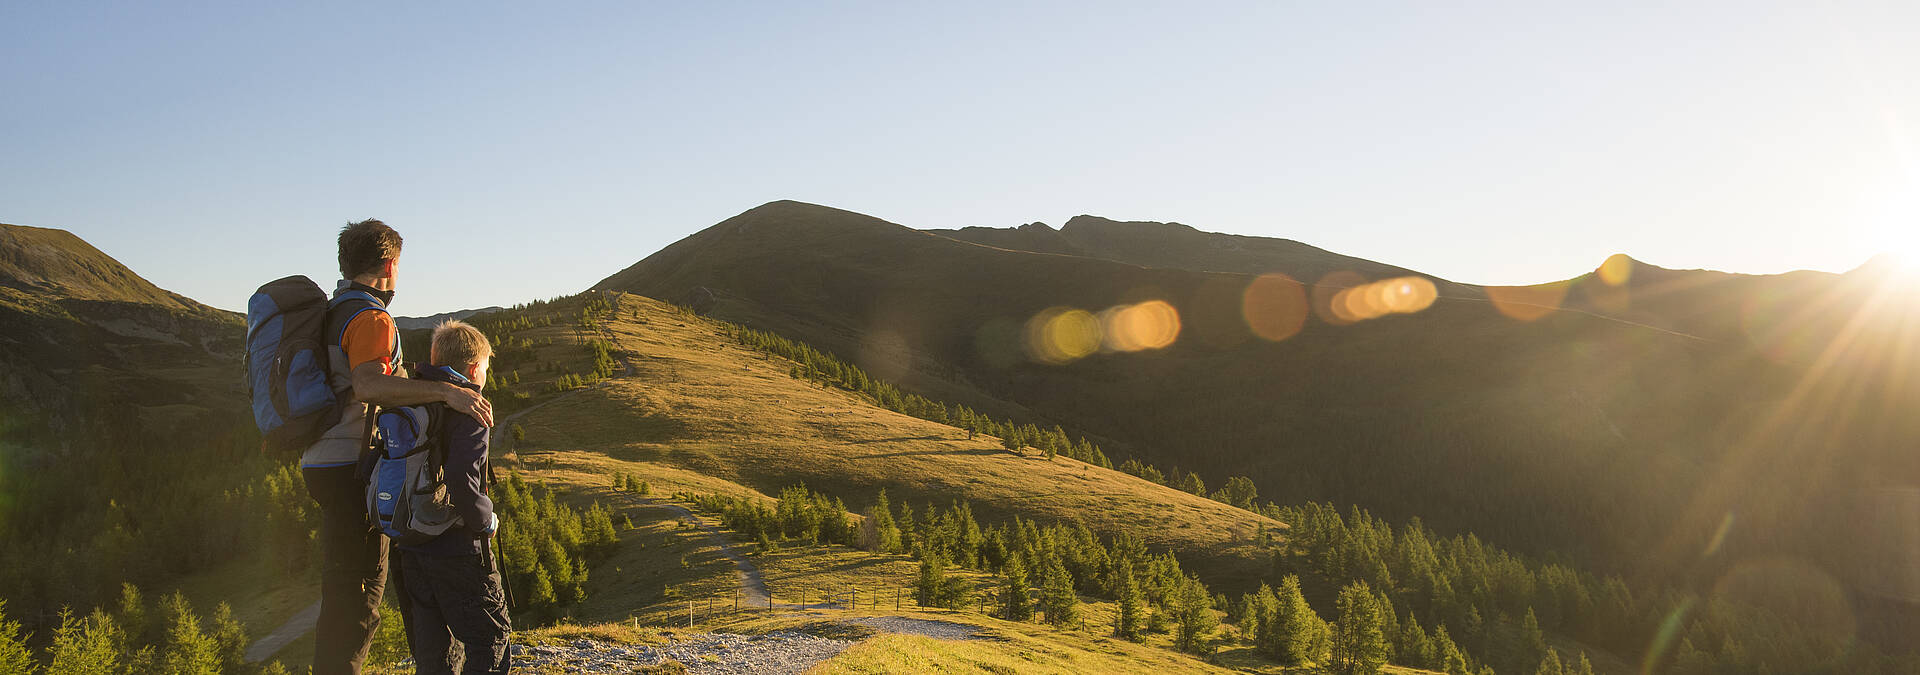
[158,592,217,675]
[1039,561,1079,628]
[1177,470,1206,496]
[1572,651,1596,675]
[1374,590,1399,664]
[1330,582,1389,675]
[46,608,122,675]
[1115,563,1145,642]
[1434,625,1472,675]
[1240,583,1277,640]
[1267,575,1321,664]
[1518,607,1548,672]
[115,583,148,651]
[208,602,247,674]
[1002,558,1032,621]
[1536,649,1566,675]
[916,554,946,607]
[529,564,558,606]
[1399,612,1436,669]
[867,489,902,553]
[0,600,36,675]
[1171,575,1217,654]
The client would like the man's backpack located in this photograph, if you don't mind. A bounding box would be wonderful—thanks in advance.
[244,276,385,458]
[365,403,466,546]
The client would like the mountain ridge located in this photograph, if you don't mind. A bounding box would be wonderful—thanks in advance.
[594,200,1920,597]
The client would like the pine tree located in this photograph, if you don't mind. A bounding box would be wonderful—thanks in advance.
[1171,575,1218,654]
[1039,561,1079,628]
[1240,584,1277,642]
[1518,607,1548,672]
[584,502,620,549]
[208,603,248,674]
[1399,612,1436,669]
[1572,651,1596,675]
[916,554,946,607]
[1374,590,1399,664]
[1330,582,1389,675]
[1115,563,1145,642]
[1535,649,1566,675]
[46,608,122,675]
[116,583,149,650]
[1177,470,1207,496]
[1267,574,1321,664]
[0,600,37,675]
[873,490,902,554]
[1434,625,1472,675]
[1002,558,1032,621]
[158,592,218,675]
[530,565,558,606]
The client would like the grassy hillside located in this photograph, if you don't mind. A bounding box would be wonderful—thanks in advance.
[497,291,1284,588]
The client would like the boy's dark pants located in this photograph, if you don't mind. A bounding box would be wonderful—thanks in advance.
[305,465,415,675]
[402,549,512,675]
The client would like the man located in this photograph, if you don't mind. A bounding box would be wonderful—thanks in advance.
[303,219,494,675]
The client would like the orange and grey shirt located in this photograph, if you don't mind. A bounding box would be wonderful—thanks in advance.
[300,281,405,468]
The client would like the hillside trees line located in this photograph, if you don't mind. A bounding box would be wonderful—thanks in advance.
[1272,501,1916,674]
[493,471,621,622]
[0,585,261,674]
[0,412,315,640]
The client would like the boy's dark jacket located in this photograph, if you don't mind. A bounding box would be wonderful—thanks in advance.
[401,364,494,557]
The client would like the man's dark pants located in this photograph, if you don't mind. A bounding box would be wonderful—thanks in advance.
[305,464,414,675]
[401,550,512,675]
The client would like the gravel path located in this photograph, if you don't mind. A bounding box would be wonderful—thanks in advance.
[512,632,858,674]
[846,616,988,640]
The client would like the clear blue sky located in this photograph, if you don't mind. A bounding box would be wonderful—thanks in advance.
[3,2,1916,314]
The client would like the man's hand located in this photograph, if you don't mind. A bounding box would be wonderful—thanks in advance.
[484,513,501,539]
[445,385,495,427]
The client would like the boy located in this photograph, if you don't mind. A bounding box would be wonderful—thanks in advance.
[400,319,511,674]
[306,220,494,675]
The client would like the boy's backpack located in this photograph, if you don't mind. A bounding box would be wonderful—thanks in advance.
[244,276,386,458]
[365,403,465,546]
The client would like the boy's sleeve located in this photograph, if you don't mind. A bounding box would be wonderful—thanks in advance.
[340,311,397,374]
[444,415,495,536]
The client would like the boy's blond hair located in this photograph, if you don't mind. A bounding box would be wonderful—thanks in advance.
[431,319,493,368]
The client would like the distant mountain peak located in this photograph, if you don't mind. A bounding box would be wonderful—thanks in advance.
[1060,215,1199,234]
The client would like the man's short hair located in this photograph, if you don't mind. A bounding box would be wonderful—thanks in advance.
[431,320,493,368]
[338,219,404,279]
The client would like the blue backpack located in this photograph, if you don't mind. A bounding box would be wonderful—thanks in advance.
[244,276,385,458]
[366,403,464,545]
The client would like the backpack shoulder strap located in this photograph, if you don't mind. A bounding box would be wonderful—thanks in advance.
[328,290,391,346]
[422,402,451,473]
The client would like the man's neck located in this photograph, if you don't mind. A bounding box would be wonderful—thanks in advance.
[350,275,394,292]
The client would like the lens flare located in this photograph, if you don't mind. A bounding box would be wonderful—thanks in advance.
[1641,598,1694,675]
[1024,307,1102,364]
[1329,276,1439,323]
[1702,511,1734,557]
[1242,273,1309,342]
[1486,282,1569,322]
[1103,300,1182,352]
[1599,253,1635,286]
[1312,271,1370,326]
